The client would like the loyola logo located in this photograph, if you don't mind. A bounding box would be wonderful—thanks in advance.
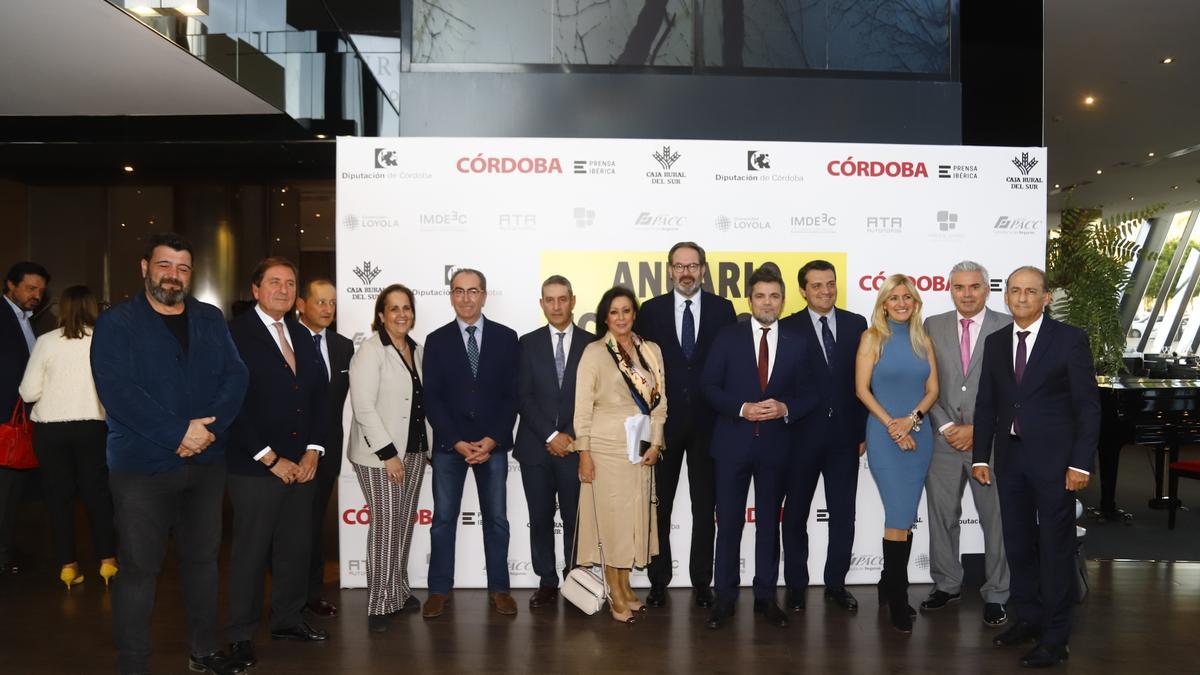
[353,261,382,285]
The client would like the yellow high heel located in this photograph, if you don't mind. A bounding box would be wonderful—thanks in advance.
[60,565,84,591]
[99,561,119,588]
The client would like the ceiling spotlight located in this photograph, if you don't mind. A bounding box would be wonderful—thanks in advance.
[1096,169,1103,175]
[1148,152,1156,157]
[123,165,135,173]
[1129,196,1135,201]
[315,134,327,139]
[1162,57,1174,65]
[1174,185,1181,190]
[1054,184,1061,189]
[1083,95,1096,106]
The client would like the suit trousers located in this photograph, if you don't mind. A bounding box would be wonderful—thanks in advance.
[226,474,315,641]
[519,453,580,588]
[427,450,510,594]
[648,422,716,588]
[352,452,425,616]
[307,446,341,603]
[109,462,225,674]
[713,438,789,602]
[996,438,1077,646]
[782,441,859,591]
[33,420,116,566]
[925,444,1010,602]
[0,466,31,565]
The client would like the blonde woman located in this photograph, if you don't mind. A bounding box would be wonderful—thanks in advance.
[855,274,939,634]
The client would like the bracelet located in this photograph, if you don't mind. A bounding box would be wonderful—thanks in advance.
[908,411,923,434]
[265,454,280,470]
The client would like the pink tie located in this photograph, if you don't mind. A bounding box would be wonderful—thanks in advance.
[960,318,973,375]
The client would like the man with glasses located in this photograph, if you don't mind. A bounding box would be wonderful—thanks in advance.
[422,268,520,619]
[634,242,736,608]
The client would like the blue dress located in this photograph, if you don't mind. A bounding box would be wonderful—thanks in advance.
[865,320,933,530]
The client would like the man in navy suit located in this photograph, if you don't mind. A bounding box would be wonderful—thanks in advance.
[973,266,1099,669]
[0,261,48,575]
[516,275,597,608]
[780,259,867,612]
[702,266,817,629]
[634,241,736,608]
[422,268,520,618]
[226,258,331,669]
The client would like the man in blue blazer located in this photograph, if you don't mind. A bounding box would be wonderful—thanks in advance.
[515,275,597,608]
[423,268,520,618]
[779,260,868,612]
[226,258,331,669]
[703,266,817,629]
[633,241,737,608]
[92,234,248,675]
[973,266,1100,669]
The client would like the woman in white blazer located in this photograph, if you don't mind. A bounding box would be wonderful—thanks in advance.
[348,283,432,633]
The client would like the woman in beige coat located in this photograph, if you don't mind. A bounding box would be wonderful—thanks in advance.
[348,284,432,633]
[574,286,666,623]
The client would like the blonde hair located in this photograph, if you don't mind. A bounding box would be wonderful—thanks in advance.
[863,274,930,362]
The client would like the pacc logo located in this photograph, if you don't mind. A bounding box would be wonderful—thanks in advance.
[374,148,398,168]
[634,212,685,229]
[994,215,1042,234]
[747,150,771,171]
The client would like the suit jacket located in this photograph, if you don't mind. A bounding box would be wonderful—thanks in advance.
[925,308,1012,456]
[515,324,597,465]
[314,328,353,460]
[780,307,868,449]
[0,297,30,416]
[347,332,433,469]
[973,316,1101,476]
[633,290,737,434]
[423,316,519,454]
[703,319,817,460]
[227,309,329,476]
[91,294,249,474]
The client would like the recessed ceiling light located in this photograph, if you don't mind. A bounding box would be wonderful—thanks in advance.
[1173,185,1181,190]
[123,165,134,173]
[1162,57,1174,65]
[1129,196,1135,201]
[1084,95,1096,105]
[1148,152,1156,157]
[1096,169,1103,175]
[1054,184,1061,189]
[315,134,327,139]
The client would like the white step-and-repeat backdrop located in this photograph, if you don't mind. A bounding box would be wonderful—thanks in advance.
[334,137,1047,589]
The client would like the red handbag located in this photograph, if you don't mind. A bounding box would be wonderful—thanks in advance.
[0,400,37,469]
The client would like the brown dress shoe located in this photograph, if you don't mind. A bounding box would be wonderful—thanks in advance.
[529,587,559,608]
[423,593,449,619]
[490,592,518,615]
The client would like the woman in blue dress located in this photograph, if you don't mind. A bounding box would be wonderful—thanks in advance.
[855,274,939,634]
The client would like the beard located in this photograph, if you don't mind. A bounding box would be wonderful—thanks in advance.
[752,310,779,325]
[146,274,188,306]
[673,276,700,296]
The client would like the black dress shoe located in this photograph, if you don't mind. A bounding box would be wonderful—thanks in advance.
[824,587,858,611]
[646,585,667,607]
[368,614,390,633]
[270,622,330,642]
[227,641,256,670]
[993,620,1040,647]
[920,590,961,611]
[705,601,735,629]
[753,599,789,628]
[1020,643,1069,668]
[983,603,1009,627]
[693,587,714,608]
[529,587,559,608]
[785,588,806,612]
[189,650,245,675]
[304,599,338,618]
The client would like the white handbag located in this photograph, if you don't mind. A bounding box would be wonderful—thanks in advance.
[561,482,610,615]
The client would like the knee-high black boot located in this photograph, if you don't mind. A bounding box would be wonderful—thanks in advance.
[882,538,912,633]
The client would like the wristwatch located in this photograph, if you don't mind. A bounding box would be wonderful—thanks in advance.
[265,454,281,469]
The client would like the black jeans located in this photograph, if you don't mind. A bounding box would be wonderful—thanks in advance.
[33,420,115,566]
[109,462,226,675]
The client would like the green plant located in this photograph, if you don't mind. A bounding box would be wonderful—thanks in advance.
[1047,203,1164,375]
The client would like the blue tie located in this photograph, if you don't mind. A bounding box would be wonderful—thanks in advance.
[466,325,480,378]
[820,315,836,368]
[681,299,696,360]
[313,333,328,379]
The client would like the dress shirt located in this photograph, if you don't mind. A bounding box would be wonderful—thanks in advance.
[300,321,331,382]
[457,315,486,351]
[252,304,324,461]
[546,322,575,444]
[807,306,836,354]
[674,289,701,346]
[5,294,36,353]
[739,318,784,419]
[938,308,987,435]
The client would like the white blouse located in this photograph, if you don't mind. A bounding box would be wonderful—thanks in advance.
[18,328,106,423]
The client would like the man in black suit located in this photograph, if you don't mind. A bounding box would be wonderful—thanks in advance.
[294,278,353,619]
[516,275,596,608]
[226,258,331,670]
[780,259,868,612]
[633,241,736,608]
[973,266,1100,669]
[0,261,49,575]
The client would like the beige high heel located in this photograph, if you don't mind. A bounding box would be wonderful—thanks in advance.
[605,566,636,624]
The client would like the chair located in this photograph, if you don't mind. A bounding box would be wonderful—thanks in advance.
[1167,460,1200,529]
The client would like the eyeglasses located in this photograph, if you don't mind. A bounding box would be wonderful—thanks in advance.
[451,287,483,298]
[670,263,702,273]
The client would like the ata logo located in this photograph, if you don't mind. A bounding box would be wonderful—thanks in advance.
[1012,153,1039,176]
[353,261,382,285]
[652,145,681,170]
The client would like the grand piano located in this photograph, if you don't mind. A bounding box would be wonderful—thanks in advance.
[1097,375,1200,520]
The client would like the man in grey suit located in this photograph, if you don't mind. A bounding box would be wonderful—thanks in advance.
[921,260,1012,627]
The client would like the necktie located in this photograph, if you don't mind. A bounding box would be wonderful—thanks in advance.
[819,315,836,367]
[554,331,566,387]
[960,318,973,375]
[313,333,329,380]
[273,321,296,374]
[466,325,480,378]
[758,327,770,391]
[681,299,696,360]
[1014,330,1030,435]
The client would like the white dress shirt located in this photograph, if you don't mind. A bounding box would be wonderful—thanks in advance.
[938,308,988,435]
[674,290,701,346]
[739,318,783,419]
[546,323,575,444]
[457,315,486,351]
[807,306,836,357]
[301,321,332,382]
[5,294,36,353]
[252,304,324,460]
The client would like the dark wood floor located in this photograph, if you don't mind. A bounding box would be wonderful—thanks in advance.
[2,559,1197,673]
